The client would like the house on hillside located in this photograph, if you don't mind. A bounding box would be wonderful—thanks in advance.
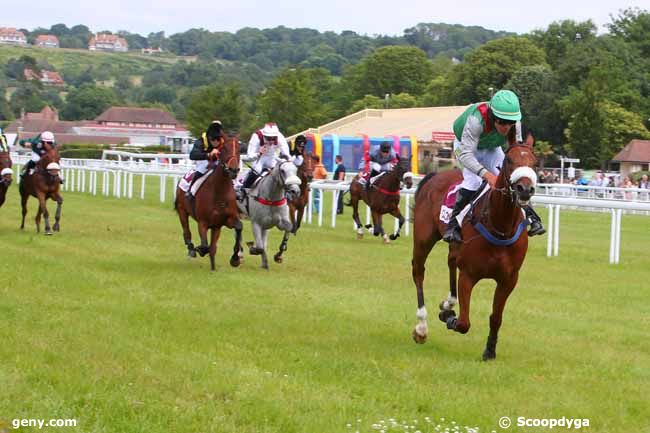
[88,34,128,52]
[24,69,66,86]
[0,27,27,45]
[34,34,59,48]
[611,139,650,177]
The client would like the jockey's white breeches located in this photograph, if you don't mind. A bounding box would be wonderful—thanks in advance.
[453,138,505,191]
[195,160,209,174]
[253,154,277,173]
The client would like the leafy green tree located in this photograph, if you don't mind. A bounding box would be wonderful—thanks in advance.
[530,20,597,69]
[446,36,547,104]
[607,7,650,57]
[599,101,650,162]
[348,95,384,113]
[560,79,603,168]
[61,84,118,120]
[9,83,47,116]
[185,83,246,136]
[351,46,433,98]
[143,85,176,105]
[256,67,323,135]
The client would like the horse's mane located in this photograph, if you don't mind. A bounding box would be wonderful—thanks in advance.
[415,172,436,198]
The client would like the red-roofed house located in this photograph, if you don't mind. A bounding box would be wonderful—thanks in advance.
[5,106,193,150]
[0,27,27,45]
[24,69,66,86]
[612,139,650,177]
[88,34,128,52]
[34,34,59,48]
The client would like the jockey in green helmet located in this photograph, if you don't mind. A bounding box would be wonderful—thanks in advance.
[442,89,545,243]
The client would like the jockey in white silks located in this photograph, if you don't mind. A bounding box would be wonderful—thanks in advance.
[241,123,302,190]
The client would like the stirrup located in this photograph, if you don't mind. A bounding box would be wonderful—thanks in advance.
[528,222,546,236]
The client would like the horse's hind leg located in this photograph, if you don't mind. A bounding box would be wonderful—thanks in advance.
[350,194,364,238]
[388,208,405,241]
[371,210,388,243]
[176,199,196,258]
[52,192,63,232]
[483,273,518,361]
[411,229,438,344]
[35,193,47,234]
[439,250,459,323]
[446,271,477,335]
[208,227,221,272]
[229,219,243,267]
[293,205,305,234]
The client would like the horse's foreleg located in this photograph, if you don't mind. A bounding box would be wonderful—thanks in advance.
[371,210,387,242]
[389,208,405,241]
[35,193,47,234]
[177,204,196,258]
[196,221,210,257]
[230,219,243,267]
[411,234,437,344]
[447,271,477,334]
[52,192,63,232]
[209,227,221,272]
[20,193,28,230]
[274,230,291,264]
[293,205,305,234]
[248,223,268,269]
[483,273,519,361]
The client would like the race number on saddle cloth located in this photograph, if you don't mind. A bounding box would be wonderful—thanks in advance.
[178,168,214,195]
[439,181,491,225]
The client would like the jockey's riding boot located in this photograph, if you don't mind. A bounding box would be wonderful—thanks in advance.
[242,171,258,189]
[22,160,35,178]
[524,205,546,236]
[185,171,202,199]
[442,188,474,243]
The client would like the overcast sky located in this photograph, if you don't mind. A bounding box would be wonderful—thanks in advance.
[2,0,648,36]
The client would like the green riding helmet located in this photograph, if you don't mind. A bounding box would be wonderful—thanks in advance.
[490,90,521,121]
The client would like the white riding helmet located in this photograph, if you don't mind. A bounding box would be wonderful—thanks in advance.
[41,131,55,142]
[260,123,280,137]
[403,172,413,180]
[1,168,13,176]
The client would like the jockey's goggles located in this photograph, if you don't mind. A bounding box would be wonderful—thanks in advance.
[494,117,516,126]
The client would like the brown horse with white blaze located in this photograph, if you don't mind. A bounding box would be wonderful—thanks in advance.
[19,142,63,235]
[174,133,243,272]
[0,152,13,209]
[411,134,537,360]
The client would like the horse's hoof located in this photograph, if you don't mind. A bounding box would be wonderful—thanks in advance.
[438,309,456,323]
[195,246,209,257]
[482,350,496,361]
[446,316,458,330]
[389,234,398,241]
[44,230,53,236]
[229,257,240,267]
[412,329,427,344]
[53,226,60,232]
[188,250,197,258]
[273,253,283,264]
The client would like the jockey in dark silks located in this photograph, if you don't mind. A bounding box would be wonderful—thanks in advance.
[20,131,64,184]
[443,90,545,243]
[186,121,225,199]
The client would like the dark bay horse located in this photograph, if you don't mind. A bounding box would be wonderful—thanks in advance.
[411,136,537,360]
[347,158,412,243]
[20,143,63,235]
[0,152,13,209]
[288,152,314,234]
[174,134,243,272]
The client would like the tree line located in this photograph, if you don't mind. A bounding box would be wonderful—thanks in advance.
[2,9,649,168]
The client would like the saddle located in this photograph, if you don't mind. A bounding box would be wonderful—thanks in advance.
[178,169,214,195]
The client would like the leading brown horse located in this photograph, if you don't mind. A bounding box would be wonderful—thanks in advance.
[20,143,63,235]
[288,152,314,234]
[411,135,537,360]
[174,133,243,272]
[0,152,13,209]
[347,158,412,243]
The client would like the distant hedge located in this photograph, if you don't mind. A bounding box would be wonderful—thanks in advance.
[58,143,175,159]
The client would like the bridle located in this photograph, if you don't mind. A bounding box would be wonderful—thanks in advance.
[214,136,240,179]
[492,144,535,205]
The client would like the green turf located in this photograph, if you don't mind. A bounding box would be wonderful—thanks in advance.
[0,185,648,433]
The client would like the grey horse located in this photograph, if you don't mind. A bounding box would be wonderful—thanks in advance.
[238,160,301,269]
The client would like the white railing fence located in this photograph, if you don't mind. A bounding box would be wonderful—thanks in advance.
[8,152,650,265]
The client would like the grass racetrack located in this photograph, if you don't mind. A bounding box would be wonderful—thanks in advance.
[1,184,649,433]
